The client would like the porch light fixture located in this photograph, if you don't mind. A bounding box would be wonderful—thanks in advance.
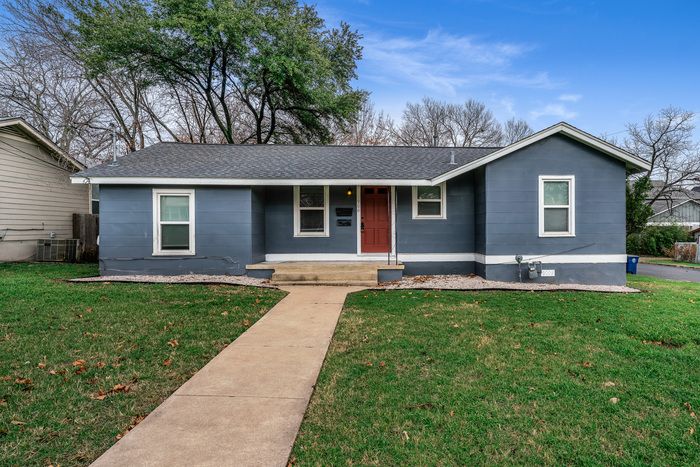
[346,187,353,196]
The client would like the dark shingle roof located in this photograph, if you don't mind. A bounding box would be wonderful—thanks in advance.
[74,143,500,180]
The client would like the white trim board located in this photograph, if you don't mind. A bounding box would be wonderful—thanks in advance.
[265,253,627,264]
[72,176,435,186]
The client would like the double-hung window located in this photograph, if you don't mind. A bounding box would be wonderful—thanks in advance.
[153,189,195,255]
[539,175,575,237]
[412,182,446,219]
[294,186,329,237]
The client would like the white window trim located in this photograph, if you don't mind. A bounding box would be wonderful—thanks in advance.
[539,175,575,237]
[294,185,329,237]
[152,188,196,255]
[412,182,447,219]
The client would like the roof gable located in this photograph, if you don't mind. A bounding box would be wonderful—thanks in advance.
[432,122,651,185]
[0,117,85,171]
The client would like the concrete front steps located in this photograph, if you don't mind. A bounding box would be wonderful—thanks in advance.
[246,261,404,286]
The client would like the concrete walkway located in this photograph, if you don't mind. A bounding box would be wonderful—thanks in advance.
[91,286,364,467]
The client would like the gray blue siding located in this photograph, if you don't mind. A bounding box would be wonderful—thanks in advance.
[251,187,266,263]
[396,172,475,254]
[100,186,257,275]
[478,134,626,284]
[483,263,626,286]
[264,186,357,254]
[481,134,626,257]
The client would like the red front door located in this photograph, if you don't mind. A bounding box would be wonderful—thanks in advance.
[361,186,390,253]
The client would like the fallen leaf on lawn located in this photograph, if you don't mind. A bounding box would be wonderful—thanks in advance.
[402,430,410,440]
[255,299,261,304]
[380,361,385,367]
[366,362,373,367]
[610,397,619,404]
[167,340,178,347]
[604,381,615,387]
[163,359,171,367]
[0,376,11,381]
[11,421,25,425]
[86,308,93,312]
[73,360,86,367]
[221,311,228,316]
[583,362,592,367]
[691,427,695,434]
[37,363,46,368]
[449,410,454,416]
[0,399,7,406]
[14,378,32,385]
[244,320,250,326]
[514,344,521,349]
[96,362,106,368]
[74,366,86,375]
[685,402,696,417]
[453,324,459,328]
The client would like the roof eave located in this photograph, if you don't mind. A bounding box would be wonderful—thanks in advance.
[0,118,86,171]
[70,176,436,186]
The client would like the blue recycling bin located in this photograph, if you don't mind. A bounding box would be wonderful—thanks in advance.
[626,255,639,274]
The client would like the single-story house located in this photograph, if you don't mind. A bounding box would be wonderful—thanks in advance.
[71,122,650,285]
[648,197,700,231]
[0,117,89,261]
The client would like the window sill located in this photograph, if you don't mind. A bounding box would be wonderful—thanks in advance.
[538,233,575,238]
[153,250,196,256]
[293,233,329,238]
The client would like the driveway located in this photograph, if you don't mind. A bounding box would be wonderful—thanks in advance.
[636,263,700,282]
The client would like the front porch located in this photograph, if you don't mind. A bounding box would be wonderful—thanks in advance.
[246,261,404,286]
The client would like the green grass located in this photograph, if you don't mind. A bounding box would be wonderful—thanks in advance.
[291,275,700,466]
[0,263,286,466]
[647,259,700,268]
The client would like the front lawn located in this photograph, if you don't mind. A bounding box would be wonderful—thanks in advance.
[0,263,286,466]
[292,275,700,465]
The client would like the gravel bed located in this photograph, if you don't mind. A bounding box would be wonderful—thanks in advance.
[69,274,275,288]
[378,274,639,293]
[70,273,639,293]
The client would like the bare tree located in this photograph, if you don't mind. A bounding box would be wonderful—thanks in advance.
[624,106,700,207]
[446,99,503,147]
[332,99,393,145]
[501,117,533,145]
[390,97,505,147]
[0,0,198,161]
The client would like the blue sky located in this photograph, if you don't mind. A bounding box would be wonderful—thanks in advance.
[312,0,700,138]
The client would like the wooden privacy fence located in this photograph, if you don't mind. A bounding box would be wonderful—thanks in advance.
[73,213,99,262]
[672,241,700,264]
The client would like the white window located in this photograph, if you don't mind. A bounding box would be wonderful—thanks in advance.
[294,186,329,237]
[539,175,575,237]
[412,182,446,219]
[153,189,195,255]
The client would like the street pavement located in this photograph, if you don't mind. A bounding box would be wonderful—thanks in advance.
[636,263,700,282]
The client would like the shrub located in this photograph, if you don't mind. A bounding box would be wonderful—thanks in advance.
[627,225,694,256]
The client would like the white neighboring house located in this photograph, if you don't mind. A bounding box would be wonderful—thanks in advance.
[0,117,90,261]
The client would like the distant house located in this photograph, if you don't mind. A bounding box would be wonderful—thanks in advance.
[71,122,650,285]
[0,118,89,261]
[647,184,700,230]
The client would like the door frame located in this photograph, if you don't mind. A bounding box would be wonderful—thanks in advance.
[356,185,396,256]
